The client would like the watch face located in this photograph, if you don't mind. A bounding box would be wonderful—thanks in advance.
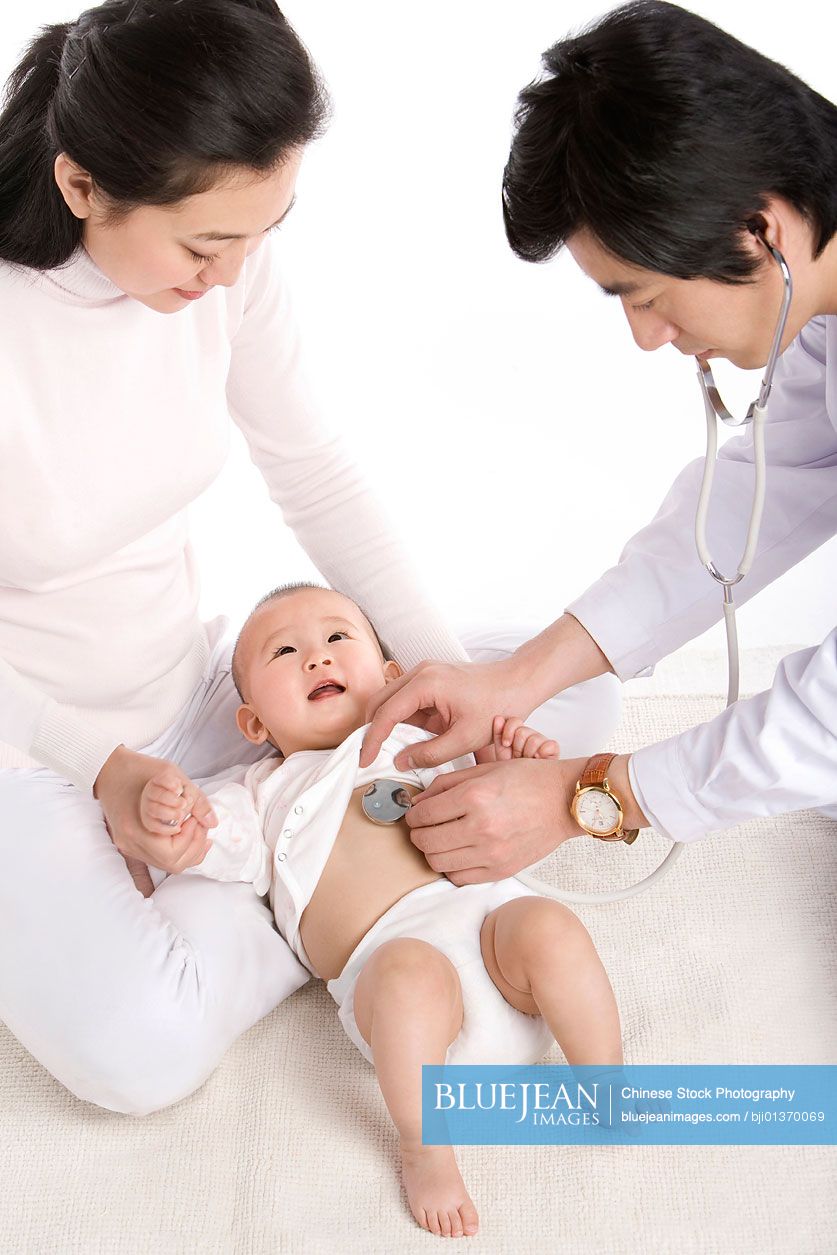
[576,787,620,835]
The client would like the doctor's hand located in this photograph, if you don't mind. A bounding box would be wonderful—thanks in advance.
[360,657,535,770]
[93,745,219,876]
[404,755,588,885]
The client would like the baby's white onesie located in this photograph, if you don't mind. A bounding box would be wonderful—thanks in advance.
[183,723,473,973]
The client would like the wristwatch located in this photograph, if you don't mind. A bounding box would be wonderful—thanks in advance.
[571,753,639,844]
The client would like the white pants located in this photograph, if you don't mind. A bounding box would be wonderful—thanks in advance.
[0,618,620,1116]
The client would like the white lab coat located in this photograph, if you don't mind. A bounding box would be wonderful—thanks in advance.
[183,724,465,971]
[565,313,837,841]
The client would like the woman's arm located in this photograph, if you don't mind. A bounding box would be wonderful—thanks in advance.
[0,649,123,791]
[0,648,224,882]
[225,240,469,670]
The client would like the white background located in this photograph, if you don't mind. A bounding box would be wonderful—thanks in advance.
[5,1,836,652]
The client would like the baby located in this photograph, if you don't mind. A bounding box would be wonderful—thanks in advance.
[139,583,624,1238]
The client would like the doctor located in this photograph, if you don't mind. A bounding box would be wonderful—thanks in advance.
[360,0,837,882]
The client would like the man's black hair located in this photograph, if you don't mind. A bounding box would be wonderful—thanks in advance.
[502,0,837,283]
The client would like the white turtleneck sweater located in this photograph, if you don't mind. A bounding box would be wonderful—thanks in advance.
[0,239,468,791]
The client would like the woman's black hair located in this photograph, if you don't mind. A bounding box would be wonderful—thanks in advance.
[502,0,837,283]
[0,0,330,270]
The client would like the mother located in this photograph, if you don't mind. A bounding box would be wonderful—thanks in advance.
[0,0,620,1117]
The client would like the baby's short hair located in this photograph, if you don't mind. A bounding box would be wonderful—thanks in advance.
[230,581,394,703]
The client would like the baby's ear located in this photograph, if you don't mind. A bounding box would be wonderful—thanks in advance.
[383,659,402,683]
[236,703,270,745]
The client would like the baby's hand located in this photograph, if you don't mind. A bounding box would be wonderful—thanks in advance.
[495,716,559,761]
[139,767,218,838]
[475,716,560,764]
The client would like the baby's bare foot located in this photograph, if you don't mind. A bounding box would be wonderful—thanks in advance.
[400,1140,479,1237]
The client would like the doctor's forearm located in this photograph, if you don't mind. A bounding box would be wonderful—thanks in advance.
[510,612,615,712]
[607,754,651,831]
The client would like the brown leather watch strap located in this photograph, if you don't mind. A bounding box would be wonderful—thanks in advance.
[576,753,640,844]
[578,752,617,788]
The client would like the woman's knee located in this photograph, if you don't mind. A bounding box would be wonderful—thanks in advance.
[53,990,236,1117]
[63,918,302,1115]
[0,776,298,1116]
[9,887,296,1118]
[73,1058,222,1118]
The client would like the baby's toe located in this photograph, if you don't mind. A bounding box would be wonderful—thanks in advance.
[460,1201,479,1236]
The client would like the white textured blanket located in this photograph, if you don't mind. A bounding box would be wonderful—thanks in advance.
[2,668,835,1253]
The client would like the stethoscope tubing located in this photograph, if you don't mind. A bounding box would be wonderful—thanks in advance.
[517,235,791,906]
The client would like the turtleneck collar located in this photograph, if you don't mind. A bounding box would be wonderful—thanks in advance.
[27,242,127,306]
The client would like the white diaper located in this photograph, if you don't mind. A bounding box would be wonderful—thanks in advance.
[326,876,556,1066]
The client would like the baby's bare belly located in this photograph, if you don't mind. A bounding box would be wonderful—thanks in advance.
[299,782,444,980]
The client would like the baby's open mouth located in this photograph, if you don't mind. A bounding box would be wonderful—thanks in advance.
[308,681,346,701]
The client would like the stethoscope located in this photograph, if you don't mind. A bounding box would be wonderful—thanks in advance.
[363,231,794,905]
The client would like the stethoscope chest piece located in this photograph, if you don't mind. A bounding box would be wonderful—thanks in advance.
[362,779,413,825]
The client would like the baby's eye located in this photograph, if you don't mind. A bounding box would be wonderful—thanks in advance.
[328,632,349,643]
[271,645,296,658]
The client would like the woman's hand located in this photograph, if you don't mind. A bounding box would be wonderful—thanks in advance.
[473,716,559,765]
[360,658,535,771]
[123,855,156,898]
[93,745,218,875]
[403,755,588,885]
